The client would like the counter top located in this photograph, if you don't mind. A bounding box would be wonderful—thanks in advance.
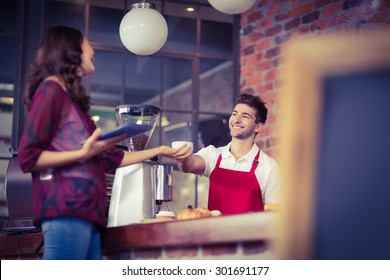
[102,211,278,252]
[0,212,279,259]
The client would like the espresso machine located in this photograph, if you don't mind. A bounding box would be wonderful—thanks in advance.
[107,105,173,227]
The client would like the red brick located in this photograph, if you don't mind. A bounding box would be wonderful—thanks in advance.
[259,0,270,6]
[201,244,237,256]
[275,33,291,45]
[323,2,342,17]
[241,65,256,77]
[256,83,273,94]
[332,11,354,25]
[314,0,333,9]
[275,12,291,21]
[257,52,264,61]
[354,5,375,18]
[285,0,305,6]
[240,55,248,66]
[265,69,280,82]
[257,60,274,72]
[285,17,300,30]
[302,11,320,24]
[240,87,255,96]
[240,36,249,46]
[311,18,330,31]
[133,248,162,259]
[291,3,313,17]
[259,18,273,29]
[241,25,255,37]
[246,54,257,64]
[265,24,282,36]
[265,46,280,59]
[242,241,268,255]
[249,32,264,43]
[104,251,133,260]
[248,11,264,24]
[165,246,199,259]
[269,3,281,15]
[255,38,271,51]
[248,74,264,86]
[242,45,255,56]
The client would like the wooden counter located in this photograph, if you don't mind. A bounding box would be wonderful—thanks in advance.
[0,212,279,260]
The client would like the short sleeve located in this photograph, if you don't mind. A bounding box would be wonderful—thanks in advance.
[195,145,221,176]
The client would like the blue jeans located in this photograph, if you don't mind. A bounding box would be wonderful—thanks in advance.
[41,217,102,260]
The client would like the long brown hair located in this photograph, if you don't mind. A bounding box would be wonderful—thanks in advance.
[23,25,91,111]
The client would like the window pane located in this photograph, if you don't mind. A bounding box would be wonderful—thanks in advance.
[0,103,12,157]
[199,58,234,114]
[162,57,192,111]
[47,1,84,31]
[0,0,18,35]
[90,50,122,106]
[201,20,233,58]
[124,54,160,104]
[199,113,231,149]
[0,37,16,94]
[89,6,122,47]
[161,112,192,146]
[89,105,118,131]
[162,16,196,54]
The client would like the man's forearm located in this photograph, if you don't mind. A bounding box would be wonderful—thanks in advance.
[177,155,204,175]
[177,157,193,173]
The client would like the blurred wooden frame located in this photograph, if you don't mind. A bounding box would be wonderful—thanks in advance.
[273,30,390,259]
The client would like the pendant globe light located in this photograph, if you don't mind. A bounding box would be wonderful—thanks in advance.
[119,1,168,56]
[208,0,256,15]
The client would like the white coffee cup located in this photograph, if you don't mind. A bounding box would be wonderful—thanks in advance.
[171,141,194,153]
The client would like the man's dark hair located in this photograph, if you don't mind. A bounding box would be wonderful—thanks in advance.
[235,93,268,124]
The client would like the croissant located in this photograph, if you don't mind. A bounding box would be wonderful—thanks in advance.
[177,206,221,220]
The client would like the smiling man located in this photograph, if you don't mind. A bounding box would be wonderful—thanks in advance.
[176,93,281,214]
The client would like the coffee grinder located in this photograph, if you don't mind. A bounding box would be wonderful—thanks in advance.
[107,105,173,227]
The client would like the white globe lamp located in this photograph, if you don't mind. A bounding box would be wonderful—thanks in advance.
[119,1,168,56]
[208,0,257,15]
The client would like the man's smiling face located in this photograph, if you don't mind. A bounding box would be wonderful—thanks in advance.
[229,103,261,139]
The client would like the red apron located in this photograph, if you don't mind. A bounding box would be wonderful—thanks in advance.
[208,151,264,214]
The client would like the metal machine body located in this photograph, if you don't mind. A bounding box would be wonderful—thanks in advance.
[107,162,173,227]
[106,104,174,227]
[3,151,37,234]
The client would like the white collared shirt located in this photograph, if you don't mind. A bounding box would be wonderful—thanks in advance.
[196,142,281,204]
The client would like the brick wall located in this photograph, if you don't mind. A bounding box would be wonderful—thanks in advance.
[104,241,273,260]
[240,0,390,158]
[0,241,271,260]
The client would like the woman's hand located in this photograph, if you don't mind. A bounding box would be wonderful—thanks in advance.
[160,143,193,161]
[33,128,127,171]
[80,128,127,160]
